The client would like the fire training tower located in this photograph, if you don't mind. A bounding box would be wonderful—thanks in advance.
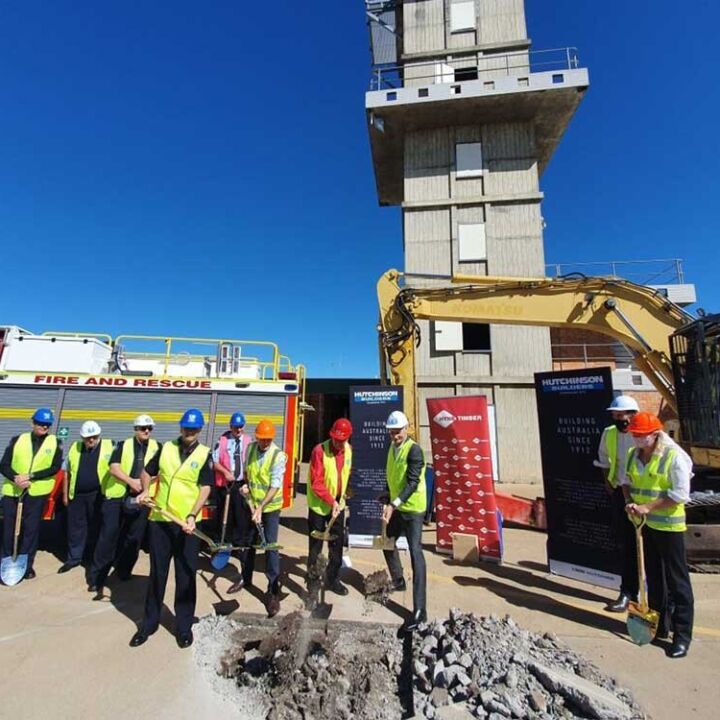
[365,0,589,481]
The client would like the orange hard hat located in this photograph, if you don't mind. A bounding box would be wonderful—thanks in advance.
[255,419,276,440]
[329,418,352,442]
[628,412,663,435]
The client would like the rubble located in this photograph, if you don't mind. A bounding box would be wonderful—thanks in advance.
[195,609,647,720]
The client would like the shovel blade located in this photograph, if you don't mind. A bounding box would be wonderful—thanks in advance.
[372,537,395,551]
[211,550,232,571]
[627,603,659,645]
[252,543,283,552]
[310,531,337,542]
[1,554,29,587]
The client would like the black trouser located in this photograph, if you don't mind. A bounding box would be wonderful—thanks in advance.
[210,484,246,543]
[307,509,345,586]
[383,510,427,613]
[236,500,281,594]
[66,491,102,566]
[610,487,639,597]
[87,498,123,586]
[114,502,149,579]
[141,521,200,636]
[644,525,694,644]
[2,494,46,572]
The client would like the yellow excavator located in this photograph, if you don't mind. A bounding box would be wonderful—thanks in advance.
[377,268,720,567]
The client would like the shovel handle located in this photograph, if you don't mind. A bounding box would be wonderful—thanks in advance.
[630,515,649,612]
[219,483,232,545]
[146,501,218,550]
[325,499,346,534]
[243,495,269,547]
[12,491,26,562]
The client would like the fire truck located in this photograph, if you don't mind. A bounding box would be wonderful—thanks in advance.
[0,326,306,518]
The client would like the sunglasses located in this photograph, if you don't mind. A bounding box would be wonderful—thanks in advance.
[135,426,154,432]
[34,423,51,429]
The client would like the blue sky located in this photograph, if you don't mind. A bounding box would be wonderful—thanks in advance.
[1,1,717,378]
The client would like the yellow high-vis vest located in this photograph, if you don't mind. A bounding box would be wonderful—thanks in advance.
[386,439,427,514]
[2,433,58,497]
[120,437,159,478]
[150,440,210,521]
[246,442,285,513]
[307,440,352,516]
[604,425,620,488]
[67,439,114,500]
[627,446,686,532]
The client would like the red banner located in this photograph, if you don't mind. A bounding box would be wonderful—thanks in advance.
[427,396,502,561]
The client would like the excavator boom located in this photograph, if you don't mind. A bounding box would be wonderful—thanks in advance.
[377,269,693,436]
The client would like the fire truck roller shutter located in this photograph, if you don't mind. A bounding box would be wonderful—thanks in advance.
[213,392,287,446]
[0,388,62,448]
[57,389,214,445]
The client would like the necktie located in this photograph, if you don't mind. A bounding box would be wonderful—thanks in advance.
[233,437,243,480]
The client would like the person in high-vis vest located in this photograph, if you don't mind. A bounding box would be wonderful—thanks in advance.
[594,395,640,613]
[211,411,251,543]
[624,412,694,659]
[0,408,63,580]
[306,418,353,602]
[130,409,212,649]
[382,410,427,633]
[95,415,160,586]
[228,419,287,618]
[59,421,114,577]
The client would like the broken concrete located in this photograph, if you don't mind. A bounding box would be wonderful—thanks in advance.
[195,608,646,719]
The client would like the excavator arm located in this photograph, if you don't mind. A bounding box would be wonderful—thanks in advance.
[377,269,693,435]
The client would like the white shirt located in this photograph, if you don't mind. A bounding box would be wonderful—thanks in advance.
[595,426,635,485]
[620,433,693,504]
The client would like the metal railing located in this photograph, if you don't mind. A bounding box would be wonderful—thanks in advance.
[546,258,685,286]
[551,342,636,370]
[370,46,580,91]
[114,335,282,381]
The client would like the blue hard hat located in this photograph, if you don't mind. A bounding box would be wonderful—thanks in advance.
[230,412,246,428]
[180,409,205,429]
[32,408,54,424]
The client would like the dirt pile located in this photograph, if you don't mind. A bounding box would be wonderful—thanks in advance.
[195,609,646,720]
[363,569,393,604]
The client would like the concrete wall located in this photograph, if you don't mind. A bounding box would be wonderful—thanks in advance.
[402,0,528,55]
[402,118,550,482]
[394,2,554,483]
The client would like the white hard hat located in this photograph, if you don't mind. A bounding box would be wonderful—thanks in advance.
[80,420,102,438]
[133,414,155,427]
[606,395,640,413]
[386,410,409,429]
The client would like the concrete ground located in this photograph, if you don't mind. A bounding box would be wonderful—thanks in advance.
[1,482,719,720]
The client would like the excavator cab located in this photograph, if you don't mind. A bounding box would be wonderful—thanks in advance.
[671,314,720,465]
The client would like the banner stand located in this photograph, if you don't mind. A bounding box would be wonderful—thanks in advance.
[427,395,502,563]
[347,386,407,549]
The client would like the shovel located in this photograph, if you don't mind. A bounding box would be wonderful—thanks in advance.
[626,515,659,645]
[372,519,397,551]
[1,491,29,586]
[211,482,236,570]
[310,501,346,542]
[244,495,282,552]
[145,500,246,570]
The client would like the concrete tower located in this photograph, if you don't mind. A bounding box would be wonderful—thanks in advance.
[365,1,589,482]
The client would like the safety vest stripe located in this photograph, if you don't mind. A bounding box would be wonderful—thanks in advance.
[628,486,668,499]
[648,513,685,525]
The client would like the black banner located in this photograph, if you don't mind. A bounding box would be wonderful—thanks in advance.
[534,368,620,588]
[348,385,403,545]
